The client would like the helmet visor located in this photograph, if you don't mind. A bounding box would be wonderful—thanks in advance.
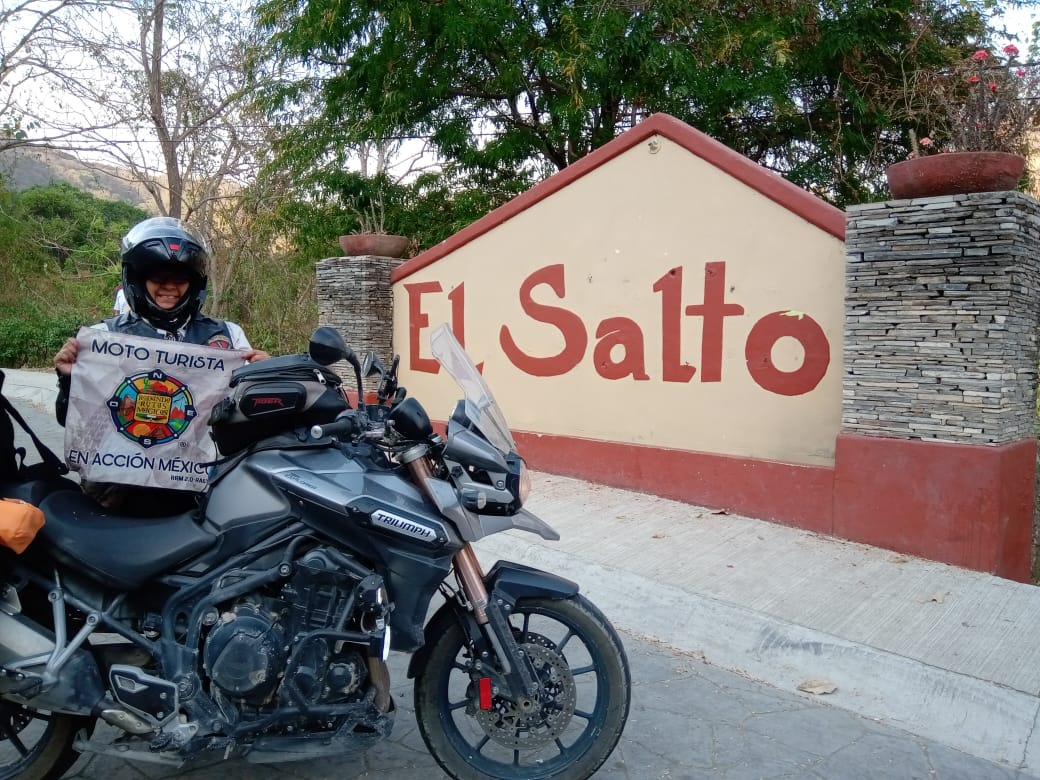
[146,269,193,285]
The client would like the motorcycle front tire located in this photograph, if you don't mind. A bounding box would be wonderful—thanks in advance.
[414,593,631,780]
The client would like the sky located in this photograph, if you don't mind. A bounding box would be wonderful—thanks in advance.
[1000,4,1039,45]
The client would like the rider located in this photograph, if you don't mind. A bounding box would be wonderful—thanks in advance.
[52,216,270,513]
[111,283,130,316]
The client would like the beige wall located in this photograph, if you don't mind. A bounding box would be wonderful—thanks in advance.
[393,134,845,466]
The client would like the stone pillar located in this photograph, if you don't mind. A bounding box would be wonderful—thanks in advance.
[835,191,1040,581]
[315,254,404,388]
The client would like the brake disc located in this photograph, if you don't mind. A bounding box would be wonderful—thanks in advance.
[0,702,33,738]
[473,643,576,749]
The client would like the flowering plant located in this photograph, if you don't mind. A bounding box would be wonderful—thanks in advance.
[907,44,1040,157]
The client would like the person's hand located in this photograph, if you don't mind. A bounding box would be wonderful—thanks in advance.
[54,337,79,376]
[243,349,271,363]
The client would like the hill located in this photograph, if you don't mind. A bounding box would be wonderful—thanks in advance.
[0,146,156,212]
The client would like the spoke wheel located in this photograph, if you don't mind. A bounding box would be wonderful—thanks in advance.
[0,700,92,780]
[414,595,630,780]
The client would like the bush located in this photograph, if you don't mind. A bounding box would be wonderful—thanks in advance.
[0,304,87,368]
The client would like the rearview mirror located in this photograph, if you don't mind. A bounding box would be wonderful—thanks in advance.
[309,327,352,366]
[362,352,385,378]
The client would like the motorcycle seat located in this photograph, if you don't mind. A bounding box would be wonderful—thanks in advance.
[37,490,217,590]
[0,476,79,507]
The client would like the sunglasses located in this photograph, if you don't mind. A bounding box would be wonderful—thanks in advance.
[147,270,191,285]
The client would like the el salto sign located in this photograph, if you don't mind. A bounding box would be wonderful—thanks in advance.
[392,115,845,468]
[404,261,830,397]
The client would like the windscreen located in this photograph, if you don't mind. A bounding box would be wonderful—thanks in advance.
[429,323,516,455]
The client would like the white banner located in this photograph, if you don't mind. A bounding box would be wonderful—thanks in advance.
[64,328,247,491]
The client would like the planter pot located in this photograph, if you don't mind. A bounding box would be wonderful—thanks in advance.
[338,233,410,258]
[885,151,1026,200]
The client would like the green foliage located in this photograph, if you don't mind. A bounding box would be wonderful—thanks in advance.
[256,163,527,259]
[0,182,147,365]
[0,179,321,365]
[397,167,531,245]
[9,183,148,274]
[0,302,85,368]
[214,254,317,357]
[256,0,1001,208]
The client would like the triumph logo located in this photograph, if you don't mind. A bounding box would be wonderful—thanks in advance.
[370,510,437,542]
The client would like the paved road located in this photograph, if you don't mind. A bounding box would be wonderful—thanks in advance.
[8,397,1038,780]
[58,634,1033,780]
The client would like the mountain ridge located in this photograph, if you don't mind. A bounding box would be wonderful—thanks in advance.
[0,146,156,212]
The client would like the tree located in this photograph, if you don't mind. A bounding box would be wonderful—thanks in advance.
[256,0,1005,206]
[2,0,269,232]
[0,182,147,328]
[0,0,135,151]
[3,0,287,322]
[14,182,147,271]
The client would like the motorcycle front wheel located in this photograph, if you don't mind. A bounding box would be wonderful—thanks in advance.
[0,700,92,780]
[414,594,631,780]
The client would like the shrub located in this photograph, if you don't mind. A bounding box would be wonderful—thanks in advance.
[0,304,87,368]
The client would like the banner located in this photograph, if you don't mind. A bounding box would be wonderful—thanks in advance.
[64,328,247,491]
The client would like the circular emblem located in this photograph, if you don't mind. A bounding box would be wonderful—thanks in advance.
[107,369,197,448]
[207,334,233,350]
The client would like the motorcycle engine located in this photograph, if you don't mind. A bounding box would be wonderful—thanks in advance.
[202,548,378,711]
[203,601,287,705]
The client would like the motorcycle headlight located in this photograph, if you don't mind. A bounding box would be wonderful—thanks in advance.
[519,461,532,504]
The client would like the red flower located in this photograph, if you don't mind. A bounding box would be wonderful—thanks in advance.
[903,44,1039,156]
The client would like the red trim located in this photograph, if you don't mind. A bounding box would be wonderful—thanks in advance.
[832,434,1035,582]
[512,431,835,534]
[494,429,1034,581]
[392,113,846,283]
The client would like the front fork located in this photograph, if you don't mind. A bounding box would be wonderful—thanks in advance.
[453,543,541,699]
[403,448,540,699]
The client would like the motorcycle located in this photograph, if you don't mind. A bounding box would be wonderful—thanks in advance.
[0,323,630,779]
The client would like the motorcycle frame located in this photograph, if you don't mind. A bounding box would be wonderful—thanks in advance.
[0,331,581,750]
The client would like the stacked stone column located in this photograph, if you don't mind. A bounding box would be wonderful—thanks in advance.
[834,191,1040,581]
[315,254,404,389]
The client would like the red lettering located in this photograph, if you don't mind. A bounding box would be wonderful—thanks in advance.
[421,262,827,398]
[252,398,285,407]
[593,317,649,380]
[447,283,483,372]
[652,268,695,383]
[745,312,830,396]
[405,281,442,373]
[685,262,745,382]
[500,264,587,377]
[448,283,466,346]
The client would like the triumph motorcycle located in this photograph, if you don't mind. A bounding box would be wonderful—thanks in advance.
[0,324,630,779]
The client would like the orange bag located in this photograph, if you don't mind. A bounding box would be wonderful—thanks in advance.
[0,498,45,554]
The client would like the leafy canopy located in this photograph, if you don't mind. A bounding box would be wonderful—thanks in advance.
[5,182,147,274]
[256,0,1000,209]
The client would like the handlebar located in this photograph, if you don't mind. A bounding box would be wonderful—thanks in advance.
[310,409,396,442]
[310,412,361,441]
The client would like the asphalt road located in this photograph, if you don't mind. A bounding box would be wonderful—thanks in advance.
[7,396,1037,780]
